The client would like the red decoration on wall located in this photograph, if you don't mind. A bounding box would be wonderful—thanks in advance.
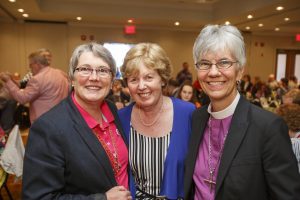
[81,35,87,41]
[260,42,264,47]
[89,35,95,41]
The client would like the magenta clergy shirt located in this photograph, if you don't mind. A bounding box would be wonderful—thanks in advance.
[193,115,233,200]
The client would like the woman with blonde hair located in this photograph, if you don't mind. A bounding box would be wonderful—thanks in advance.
[118,43,195,199]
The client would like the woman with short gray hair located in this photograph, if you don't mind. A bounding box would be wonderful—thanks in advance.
[184,24,300,200]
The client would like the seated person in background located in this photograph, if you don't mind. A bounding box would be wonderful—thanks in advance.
[107,79,131,109]
[163,78,180,97]
[0,81,17,134]
[282,88,300,105]
[193,79,210,107]
[177,80,201,108]
[276,103,300,172]
[176,62,193,86]
[239,74,253,95]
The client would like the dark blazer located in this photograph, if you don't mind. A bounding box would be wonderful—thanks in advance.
[184,96,300,200]
[22,95,128,200]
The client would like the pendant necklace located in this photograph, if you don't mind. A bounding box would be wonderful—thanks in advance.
[204,116,228,192]
[138,97,164,127]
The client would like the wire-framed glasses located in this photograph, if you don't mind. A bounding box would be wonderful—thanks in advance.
[74,65,112,78]
[195,60,238,71]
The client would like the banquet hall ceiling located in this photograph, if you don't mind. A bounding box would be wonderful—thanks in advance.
[0,0,300,36]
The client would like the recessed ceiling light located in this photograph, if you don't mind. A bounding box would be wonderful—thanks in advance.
[174,21,180,26]
[258,23,263,27]
[18,9,24,13]
[9,0,16,2]
[275,27,280,31]
[284,17,290,21]
[76,17,82,21]
[225,21,230,25]
[276,6,284,11]
[127,19,133,23]
[247,15,253,19]
[22,13,29,18]
[245,26,250,30]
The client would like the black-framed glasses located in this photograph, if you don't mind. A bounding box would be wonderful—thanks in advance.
[195,60,238,71]
[74,65,112,78]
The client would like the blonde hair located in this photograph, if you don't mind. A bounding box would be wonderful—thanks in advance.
[121,43,172,87]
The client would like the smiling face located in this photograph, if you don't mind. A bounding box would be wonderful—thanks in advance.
[72,51,112,108]
[127,62,163,110]
[197,49,243,111]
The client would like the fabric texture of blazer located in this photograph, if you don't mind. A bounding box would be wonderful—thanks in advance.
[118,97,195,199]
[22,95,128,200]
[184,96,300,200]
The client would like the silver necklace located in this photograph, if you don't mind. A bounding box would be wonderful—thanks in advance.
[204,116,228,192]
[138,98,164,127]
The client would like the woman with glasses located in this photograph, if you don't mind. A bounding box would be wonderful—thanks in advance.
[22,43,132,200]
[118,43,195,199]
[184,25,300,200]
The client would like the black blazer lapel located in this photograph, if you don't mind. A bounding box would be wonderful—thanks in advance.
[215,97,250,195]
[66,96,116,186]
[185,107,209,197]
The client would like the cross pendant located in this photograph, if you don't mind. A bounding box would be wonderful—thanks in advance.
[204,171,216,192]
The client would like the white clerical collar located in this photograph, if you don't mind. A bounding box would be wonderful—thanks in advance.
[208,93,240,119]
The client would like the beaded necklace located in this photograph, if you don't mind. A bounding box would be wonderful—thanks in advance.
[93,117,121,176]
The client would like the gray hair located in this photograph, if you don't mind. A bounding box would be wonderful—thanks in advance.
[28,51,49,66]
[69,42,116,80]
[193,24,246,69]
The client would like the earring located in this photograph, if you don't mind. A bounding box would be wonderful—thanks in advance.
[236,80,241,85]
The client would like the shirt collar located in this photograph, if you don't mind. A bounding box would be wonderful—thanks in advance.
[71,92,114,129]
[208,92,240,119]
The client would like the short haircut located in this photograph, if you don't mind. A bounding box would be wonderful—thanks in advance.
[68,42,116,80]
[28,51,49,66]
[121,43,172,87]
[193,24,246,70]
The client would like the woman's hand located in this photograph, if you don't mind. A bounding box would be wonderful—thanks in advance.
[106,186,132,200]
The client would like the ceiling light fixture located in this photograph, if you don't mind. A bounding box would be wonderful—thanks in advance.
[275,28,280,31]
[127,19,133,23]
[258,23,263,27]
[247,15,253,19]
[225,21,230,25]
[284,17,290,21]
[22,13,29,18]
[8,0,16,2]
[18,8,24,13]
[245,26,250,30]
[276,6,284,11]
[76,17,82,21]
[174,21,180,26]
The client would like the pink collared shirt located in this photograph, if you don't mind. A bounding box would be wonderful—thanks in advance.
[72,93,128,189]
